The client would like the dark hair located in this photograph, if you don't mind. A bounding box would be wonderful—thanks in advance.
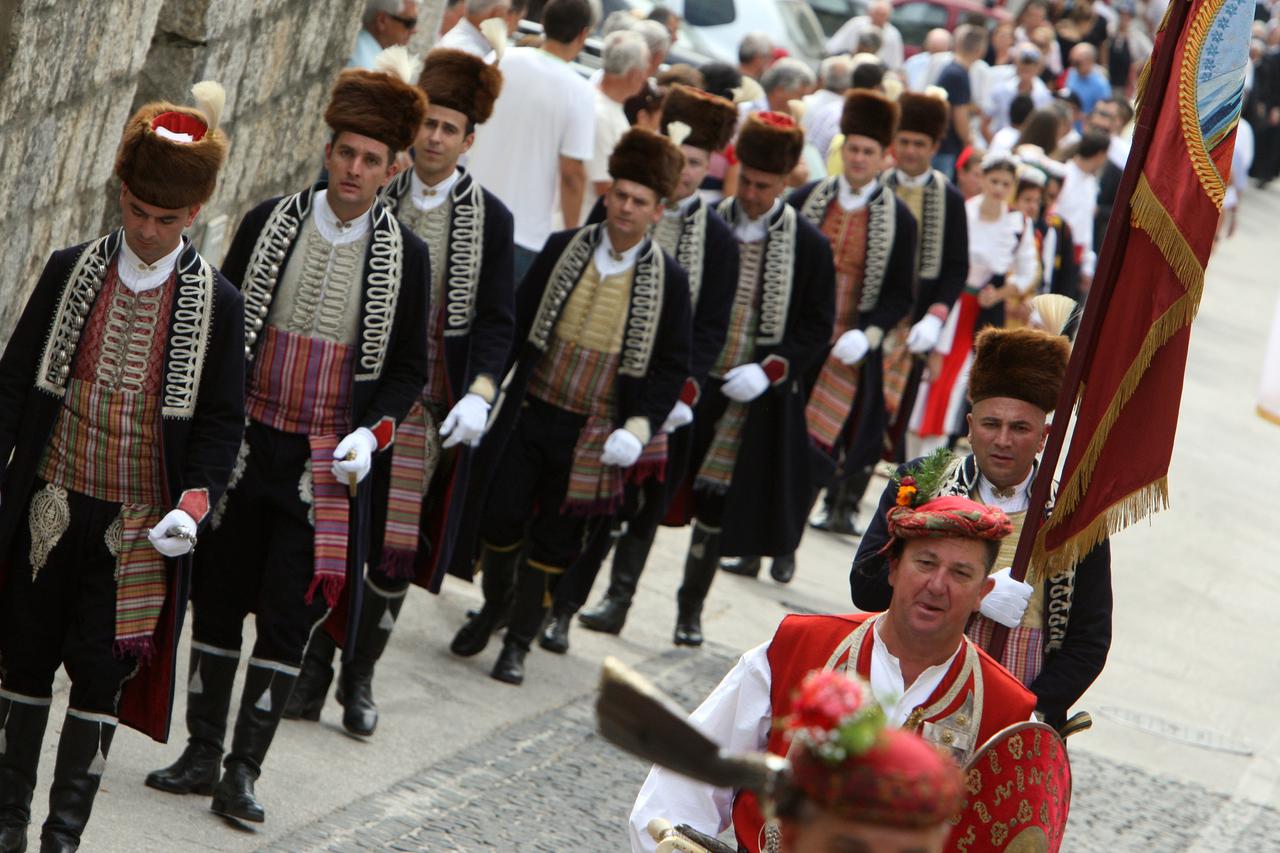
[541,0,593,42]
[624,82,666,125]
[856,29,884,54]
[1017,107,1061,151]
[648,5,676,26]
[1078,128,1110,159]
[1009,93,1035,127]
[1016,178,1044,198]
[700,61,743,101]
[851,61,886,90]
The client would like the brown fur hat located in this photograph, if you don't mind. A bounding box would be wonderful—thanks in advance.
[325,48,427,153]
[896,91,950,143]
[660,84,737,153]
[419,47,503,125]
[115,81,229,209]
[608,128,685,201]
[969,328,1071,413]
[735,111,805,176]
[840,89,899,149]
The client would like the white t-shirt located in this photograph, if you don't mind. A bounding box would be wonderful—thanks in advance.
[467,47,596,250]
[582,88,631,224]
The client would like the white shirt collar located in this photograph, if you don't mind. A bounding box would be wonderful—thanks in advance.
[838,175,877,212]
[409,168,460,212]
[732,198,781,243]
[895,168,932,188]
[314,189,372,246]
[593,228,643,277]
[117,238,182,293]
[870,619,963,728]
[664,192,699,219]
[977,465,1035,513]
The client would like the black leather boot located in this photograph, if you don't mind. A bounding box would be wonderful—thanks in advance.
[578,529,654,635]
[39,710,115,852]
[719,556,760,577]
[336,582,406,737]
[490,640,528,685]
[146,644,239,796]
[283,630,335,722]
[494,558,559,684]
[538,605,572,654]
[0,695,51,853]
[674,523,721,647]
[770,553,797,584]
[210,662,296,824]
[451,542,522,658]
[811,469,870,536]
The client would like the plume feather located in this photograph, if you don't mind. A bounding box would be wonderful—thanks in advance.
[787,99,806,121]
[374,45,416,84]
[190,81,225,132]
[666,120,691,147]
[480,18,508,61]
[924,84,950,103]
[1029,294,1080,337]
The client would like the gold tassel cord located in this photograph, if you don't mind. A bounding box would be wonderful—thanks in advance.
[1031,478,1170,578]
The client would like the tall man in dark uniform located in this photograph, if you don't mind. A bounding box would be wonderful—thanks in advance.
[285,47,515,738]
[667,112,835,645]
[449,128,692,686]
[0,83,245,852]
[145,50,430,825]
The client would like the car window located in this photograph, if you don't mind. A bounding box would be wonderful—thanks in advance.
[684,0,736,27]
[892,1,950,47]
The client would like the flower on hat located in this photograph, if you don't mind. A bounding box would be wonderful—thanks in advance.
[784,671,887,768]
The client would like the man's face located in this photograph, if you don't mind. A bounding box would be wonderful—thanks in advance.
[737,166,787,220]
[1073,50,1095,75]
[841,135,884,188]
[376,0,418,47]
[869,2,890,27]
[892,131,937,177]
[604,178,662,241]
[782,809,950,853]
[1078,150,1108,175]
[1088,103,1119,136]
[966,396,1049,488]
[414,104,474,177]
[324,131,398,211]
[767,84,808,114]
[1016,57,1040,81]
[119,186,198,264]
[888,537,995,642]
[676,145,710,200]
[1014,186,1042,220]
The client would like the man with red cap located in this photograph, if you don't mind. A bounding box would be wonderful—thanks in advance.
[629,493,1035,853]
[0,83,244,851]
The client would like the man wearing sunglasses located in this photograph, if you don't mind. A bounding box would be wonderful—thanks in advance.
[351,0,420,69]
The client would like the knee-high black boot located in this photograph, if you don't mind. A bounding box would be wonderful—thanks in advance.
[674,522,721,647]
[492,559,560,686]
[282,629,335,722]
[146,644,240,796]
[39,710,116,853]
[0,695,51,853]
[450,541,522,658]
[578,527,656,635]
[210,662,296,824]
[336,581,406,737]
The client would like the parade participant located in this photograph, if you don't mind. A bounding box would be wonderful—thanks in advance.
[555,85,740,645]
[448,127,692,686]
[853,322,1113,730]
[813,89,969,537]
[0,83,244,852]
[738,90,914,584]
[284,47,516,737]
[666,112,835,644]
[145,50,430,824]
[630,495,1036,852]
[1013,169,1080,303]
[911,153,1037,456]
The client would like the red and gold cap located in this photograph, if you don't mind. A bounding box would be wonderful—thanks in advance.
[885,495,1013,542]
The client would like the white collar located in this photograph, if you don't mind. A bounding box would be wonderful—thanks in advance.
[117,238,182,293]
[838,175,877,212]
[732,198,780,243]
[593,228,643,277]
[977,465,1035,513]
[870,619,963,727]
[409,168,460,211]
[895,168,932,188]
[314,189,373,246]
[664,192,699,219]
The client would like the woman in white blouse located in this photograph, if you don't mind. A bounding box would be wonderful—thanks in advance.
[910,153,1039,456]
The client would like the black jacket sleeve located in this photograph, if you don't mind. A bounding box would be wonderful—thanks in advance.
[864,201,917,333]
[466,198,517,392]
[849,466,905,611]
[688,214,738,392]
[360,229,430,430]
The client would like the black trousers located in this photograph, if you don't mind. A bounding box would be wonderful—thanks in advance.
[0,484,137,714]
[192,422,329,667]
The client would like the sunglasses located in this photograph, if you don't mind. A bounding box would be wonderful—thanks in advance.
[387,13,418,28]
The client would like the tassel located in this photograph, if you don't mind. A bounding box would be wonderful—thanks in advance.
[191,81,226,132]
[379,608,397,631]
[480,18,508,61]
[88,734,107,777]
[189,665,204,695]
[255,687,273,714]
[373,45,417,85]
[666,121,692,148]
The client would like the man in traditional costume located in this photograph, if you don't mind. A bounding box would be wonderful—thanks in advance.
[448,128,692,686]
[738,91,916,584]
[549,84,740,647]
[813,90,970,537]
[0,83,244,852]
[145,50,430,824]
[630,495,1036,852]
[666,112,835,646]
[284,47,515,738]
[852,324,1113,731]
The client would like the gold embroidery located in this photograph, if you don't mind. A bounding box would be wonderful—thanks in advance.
[28,484,71,578]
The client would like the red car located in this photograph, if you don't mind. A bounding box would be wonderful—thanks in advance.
[892,0,1012,58]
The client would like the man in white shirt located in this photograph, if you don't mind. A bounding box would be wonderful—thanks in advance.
[800,55,854,163]
[986,44,1053,133]
[1053,128,1109,291]
[902,28,953,91]
[349,0,419,68]
[438,0,511,57]
[826,0,905,70]
[581,30,650,223]
[466,0,597,279]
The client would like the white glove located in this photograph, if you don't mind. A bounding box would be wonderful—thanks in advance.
[148,509,197,558]
[600,428,644,468]
[439,393,491,448]
[661,401,694,433]
[906,314,944,354]
[331,427,378,486]
[831,329,870,365]
[980,567,1035,628]
[720,364,770,402]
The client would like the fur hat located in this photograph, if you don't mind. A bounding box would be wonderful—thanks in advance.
[660,84,737,153]
[969,328,1071,413]
[419,47,503,125]
[840,89,899,149]
[325,47,427,153]
[735,111,805,176]
[896,91,950,143]
[115,81,229,209]
[608,128,685,201]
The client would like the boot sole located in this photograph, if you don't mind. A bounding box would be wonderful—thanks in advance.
[577,616,625,634]
[210,798,265,824]
[144,775,218,796]
[490,670,524,685]
[281,704,323,722]
[673,636,704,647]
[537,637,569,654]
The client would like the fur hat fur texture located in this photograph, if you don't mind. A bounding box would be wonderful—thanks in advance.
[969,328,1071,413]
[325,47,428,153]
[896,91,950,143]
[115,81,229,209]
[735,111,805,176]
[840,89,899,149]
[608,128,685,201]
[418,47,503,125]
[660,84,738,153]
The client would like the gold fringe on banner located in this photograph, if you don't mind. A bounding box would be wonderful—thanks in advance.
[1032,478,1170,578]
[1179,0,1231,209]
[1129,175,1207,297]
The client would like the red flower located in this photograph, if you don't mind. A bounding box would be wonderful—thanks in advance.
[790,671,867,733]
